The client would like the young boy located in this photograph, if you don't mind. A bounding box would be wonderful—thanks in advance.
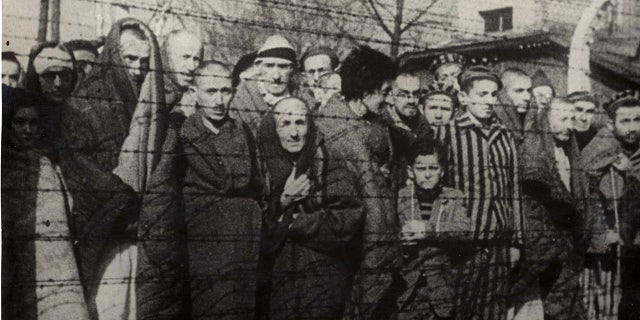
[396,140,471,320]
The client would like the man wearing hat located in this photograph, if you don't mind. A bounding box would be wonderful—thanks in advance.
[581,90,640,320]
[64,39,99,86]
[430,52,466,91]
[420,82,459,128]
[568,91,600,151]
[230,34,313,133]
[530,69,555,113]
[300,46,339,87]
[435,65,522,320]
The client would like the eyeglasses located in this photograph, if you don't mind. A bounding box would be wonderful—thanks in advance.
[39,70,74,84]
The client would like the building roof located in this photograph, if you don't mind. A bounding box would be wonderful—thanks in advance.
[399,31,640,88]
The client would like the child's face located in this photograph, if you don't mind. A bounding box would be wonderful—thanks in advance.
[11,107,39,147]
[408,154,443,190]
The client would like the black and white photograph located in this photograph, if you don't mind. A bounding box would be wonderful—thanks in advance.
[1,0,639,319]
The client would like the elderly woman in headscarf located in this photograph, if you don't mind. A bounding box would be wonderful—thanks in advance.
[258,97,365,319]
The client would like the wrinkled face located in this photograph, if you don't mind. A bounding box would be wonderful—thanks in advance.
[408,154,443,190]
[2,60,20,88]
[423,94,454,126]
[548,101,575,142]
[303,54,332,85]
[532,86,553,109]
[259,57,293,96]
[11,106,39,147]
[362,84,386,115]
[612,106,640,145]
[573,100,597,132]
[435,63,462,90]
[504,75,532,113]
[195,68,234,121]
[120,45,151,87]
[459,79,499,120]
[38,66,75,103]
[167,34,203,90]
[392,75,421,118]
[275,100,308,153]
[73,49,97,81]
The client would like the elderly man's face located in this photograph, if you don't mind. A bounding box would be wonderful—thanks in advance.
[303,54,332,85]
[573,100,597,132]
[39,66,75,103]
[435,63,462,90]
[2,60,20,88]
[120,30,150,88]
[504,75,532,114]
[275,99,308,153]
[392,75,421,118]
[460,79,499,121]
[613,106,640,145]
[11,106,39,147]
[548,101,575,143]
[195,67,233,121]
[259,57,293,96]
[167,33,203,90]
[423,94,454,126]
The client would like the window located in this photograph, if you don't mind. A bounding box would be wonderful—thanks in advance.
[479,7,513,33]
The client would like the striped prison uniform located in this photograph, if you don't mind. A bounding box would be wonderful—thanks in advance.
[436,112,523,320]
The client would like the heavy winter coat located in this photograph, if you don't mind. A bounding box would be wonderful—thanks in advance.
[258,107,365,319]
[315,94,402,319]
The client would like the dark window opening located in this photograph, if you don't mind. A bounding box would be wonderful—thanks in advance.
[479,7,513,33]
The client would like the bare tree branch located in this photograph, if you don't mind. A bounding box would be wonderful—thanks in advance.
[364,0,394,37]
[400,0,439,33]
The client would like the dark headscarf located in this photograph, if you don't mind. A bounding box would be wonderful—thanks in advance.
[257,97,319,199]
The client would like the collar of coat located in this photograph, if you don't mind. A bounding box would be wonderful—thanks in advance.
[581,127,640,172]
[455,111,503,131]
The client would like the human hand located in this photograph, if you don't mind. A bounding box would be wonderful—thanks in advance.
[401,220,428,242]
[612,153,631,172]
[280,170,311,207]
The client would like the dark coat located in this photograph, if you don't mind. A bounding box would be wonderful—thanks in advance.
[258,108,365,319]
[315,95,402,319]
[494,94,538,150]
[1,132,90,320]
[58,18,165,317]
[137,109,265,320]
[513,110,589,319]
[396,186,471,320]
[382,106,433,187]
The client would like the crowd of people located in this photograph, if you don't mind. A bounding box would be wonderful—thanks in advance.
[2,16,639,320]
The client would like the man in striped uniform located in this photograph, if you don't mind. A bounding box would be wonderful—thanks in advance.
[435,66,522,320]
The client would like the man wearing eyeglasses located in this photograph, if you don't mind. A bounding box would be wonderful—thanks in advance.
[383,72,433,187]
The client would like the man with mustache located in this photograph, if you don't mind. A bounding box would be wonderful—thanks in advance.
[435,65,522,320]
[383,72,432,187]
[231,35,313,134]
[581,90,640,320]
[512,98,588,320]
[162,29,203,117]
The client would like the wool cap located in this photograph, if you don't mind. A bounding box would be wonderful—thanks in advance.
[429,52,466,73]
[255,35,296,65]
[567,90,598,105]
[531,69,554,92]
[459,65,502,90]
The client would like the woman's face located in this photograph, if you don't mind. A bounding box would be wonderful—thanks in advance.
[275,99,309,153]
[11,106,39,147]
